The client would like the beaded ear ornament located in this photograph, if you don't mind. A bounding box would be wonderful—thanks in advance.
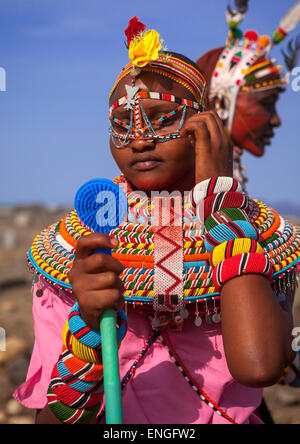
[109,17,207,147]
[210,0,300,130]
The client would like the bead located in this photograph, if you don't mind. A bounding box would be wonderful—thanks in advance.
[36,289,43,297]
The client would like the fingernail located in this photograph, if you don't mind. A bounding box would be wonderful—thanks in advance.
[110,237,118,247]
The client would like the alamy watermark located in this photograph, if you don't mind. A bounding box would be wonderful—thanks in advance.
[0,67,6,92]
[94,187,205,229]
[292,327,300,353]
[291,67,300,92]
[0,327,6,351]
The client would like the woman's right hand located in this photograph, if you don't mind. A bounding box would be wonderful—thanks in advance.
[68,233,124,330]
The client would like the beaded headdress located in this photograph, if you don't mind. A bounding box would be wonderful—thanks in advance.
[210,0,300,131]
[109,18,207,147]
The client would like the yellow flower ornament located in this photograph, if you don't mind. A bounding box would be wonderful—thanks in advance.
[129,30,162,68]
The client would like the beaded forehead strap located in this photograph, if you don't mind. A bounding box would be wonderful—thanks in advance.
[210,0,300,131]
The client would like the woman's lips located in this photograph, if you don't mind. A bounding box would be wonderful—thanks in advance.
[131,159,162,171]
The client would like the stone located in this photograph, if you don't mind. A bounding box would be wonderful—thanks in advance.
[6,356,29,386]
[0,410,7,424]
[8,415,34,424]
[0,372,13,405]
[0,300,17,312]
[6,399,23,416]
[276,387,300,406]
[0,336,28,365]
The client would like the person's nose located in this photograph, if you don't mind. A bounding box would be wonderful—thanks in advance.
[129,138,155,152]
[270,109,281,128]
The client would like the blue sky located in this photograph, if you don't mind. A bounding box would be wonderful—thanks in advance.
[0,0,299,208]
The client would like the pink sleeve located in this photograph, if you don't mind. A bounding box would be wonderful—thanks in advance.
[13,280,75,409]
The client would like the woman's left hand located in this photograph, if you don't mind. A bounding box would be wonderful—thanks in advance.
[180,110,233,183]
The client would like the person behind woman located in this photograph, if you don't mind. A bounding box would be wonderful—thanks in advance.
[14,17,300,424]
[196,0,300,421]
[196,0,300,190]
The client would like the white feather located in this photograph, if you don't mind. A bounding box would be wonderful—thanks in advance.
[279,1,300,33]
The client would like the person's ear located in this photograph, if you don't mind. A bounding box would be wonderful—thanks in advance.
[214,94,230,122]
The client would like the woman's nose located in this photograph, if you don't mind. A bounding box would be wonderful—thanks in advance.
[129,138,155,152]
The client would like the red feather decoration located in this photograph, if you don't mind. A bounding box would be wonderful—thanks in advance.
[124,16,146,48]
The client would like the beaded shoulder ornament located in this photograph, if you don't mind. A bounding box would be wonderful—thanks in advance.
[27,175,300,329]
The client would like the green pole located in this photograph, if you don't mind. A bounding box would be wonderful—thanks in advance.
[100,309,123,424]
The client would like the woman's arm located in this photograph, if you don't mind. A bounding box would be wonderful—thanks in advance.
[36,406,63,424]
[182,110,295,387]
[221,274,295,387]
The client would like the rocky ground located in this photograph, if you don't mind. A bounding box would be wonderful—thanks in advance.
[0,205,299,424]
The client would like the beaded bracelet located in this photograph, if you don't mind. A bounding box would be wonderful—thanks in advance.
[212,253,274,291]
[205,208,250,231]
[210,238,264,268]
[50,364,103,409]
[203,192,250,220]
[47,385,101,424]
[189,177,243,208]
[55,359,103,392]
[62,321,103,364]
[68,302,102,348]
[59,346,104,382]
[68,304,128,350]
[204,220,260,253]
[63,310,128,364]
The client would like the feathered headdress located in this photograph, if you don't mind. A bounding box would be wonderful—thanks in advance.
[210,1,300,131]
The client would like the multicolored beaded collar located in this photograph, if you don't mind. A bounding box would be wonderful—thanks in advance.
[27,175,300,328]
[210,1,300,130]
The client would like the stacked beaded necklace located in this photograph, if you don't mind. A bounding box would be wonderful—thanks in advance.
[28,175,300,329]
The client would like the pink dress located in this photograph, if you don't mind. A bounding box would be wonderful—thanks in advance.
[14,281,263,424]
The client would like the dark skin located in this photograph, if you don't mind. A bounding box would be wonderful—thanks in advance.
[36,71,295,424]
[230,71,283,157]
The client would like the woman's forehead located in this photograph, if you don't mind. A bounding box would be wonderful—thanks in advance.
[109,71,196,106]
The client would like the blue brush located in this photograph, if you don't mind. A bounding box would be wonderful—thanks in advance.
[75,178,127,424]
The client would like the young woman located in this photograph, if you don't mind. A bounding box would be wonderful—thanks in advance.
[14,18,299,424]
